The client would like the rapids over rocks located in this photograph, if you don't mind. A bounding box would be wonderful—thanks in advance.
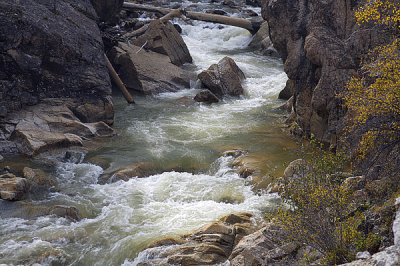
[0,1,298,265]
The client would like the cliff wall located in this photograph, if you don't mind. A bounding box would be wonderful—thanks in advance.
[262,0,389,148]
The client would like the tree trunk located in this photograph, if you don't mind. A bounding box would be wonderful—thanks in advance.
[122,2,260,34]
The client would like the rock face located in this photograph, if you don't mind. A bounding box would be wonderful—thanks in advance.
[134,20,193,66]
[0,0,112,118]
[110,42,196,94]
[198,57,245,97]
[90,0,123,22]
[0,0,115,155]
[262,0,388,146]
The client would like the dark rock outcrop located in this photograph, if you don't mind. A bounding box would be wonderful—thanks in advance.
[109,42,196,94]
[194,89,220,104]
[0,0,112,117]
[90,0,124,22]
[133,20,193,66]
[198,57,245,97]
[0,0,116,156]
[262,0,389,146]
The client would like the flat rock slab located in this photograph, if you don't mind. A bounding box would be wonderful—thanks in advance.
[110,42,196,94]
[7,99,115,156]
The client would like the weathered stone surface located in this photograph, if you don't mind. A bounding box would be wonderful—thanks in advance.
[6,100,115,156]
[0,0,112,118]
[109,42,196,94]
[90,0,123,22]
[134,20,192,66]
[0,174,30,201]
[262,0,390,145]
[194,89,220,104]
[136,213,255,265]
[198,57,245,97]
[229,223,299,265]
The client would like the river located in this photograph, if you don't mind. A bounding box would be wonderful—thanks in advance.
[0,1,298,265]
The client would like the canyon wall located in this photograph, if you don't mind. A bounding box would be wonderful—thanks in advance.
[262,0,388,148]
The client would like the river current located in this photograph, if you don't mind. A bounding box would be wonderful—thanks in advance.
[0,1,298,265]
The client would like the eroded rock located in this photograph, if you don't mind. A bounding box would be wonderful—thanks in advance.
[90,0,124,22]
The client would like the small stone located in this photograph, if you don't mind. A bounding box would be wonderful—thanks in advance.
[356,251,371,260]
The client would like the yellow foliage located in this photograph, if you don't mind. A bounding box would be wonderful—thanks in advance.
[355,0,400,30]
[343,1,400,159]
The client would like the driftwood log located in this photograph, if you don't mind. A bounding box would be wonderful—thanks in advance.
[104,53,135,104]
[123,9,185,39]
[122,2,261,34]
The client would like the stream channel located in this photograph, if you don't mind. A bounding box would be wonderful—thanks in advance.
[0,1,299,265]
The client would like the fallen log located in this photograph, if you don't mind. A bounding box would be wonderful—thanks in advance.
[123,9,184,39]
[104,53,135,104]
[122,2,260,34]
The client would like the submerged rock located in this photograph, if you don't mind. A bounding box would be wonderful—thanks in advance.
[109,42,196,94]
[133,20,193,66]
[194,89,220,104]
[198,57,245,97]
[111,162,157,181]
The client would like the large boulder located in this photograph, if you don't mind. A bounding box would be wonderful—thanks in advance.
[262,0,390,146]
[198,57,245,97]
[0,0,112,118]
[133,20,193,67]
[90,0,124,22]
[109,42,196,94]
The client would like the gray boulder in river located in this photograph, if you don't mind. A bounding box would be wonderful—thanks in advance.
[198,56,246,97]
